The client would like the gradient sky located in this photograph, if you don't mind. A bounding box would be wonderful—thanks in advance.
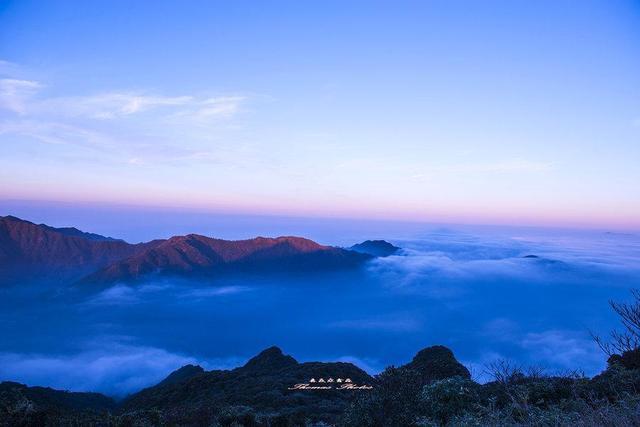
[0,1,639,229]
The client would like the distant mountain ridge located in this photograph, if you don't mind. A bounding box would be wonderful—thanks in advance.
[81,234,371,285]
[0,215,373,286]
[0,215,158,285]
[39,223,122,242]
[2,215,120,241]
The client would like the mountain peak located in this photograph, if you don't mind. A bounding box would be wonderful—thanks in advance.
[242,346,298,372]
[2,215,26,222]
[403,345,470,382]
[350,239,400,257]
[156,364,205,388]
[1,214,121,242]
[0,215,154,286]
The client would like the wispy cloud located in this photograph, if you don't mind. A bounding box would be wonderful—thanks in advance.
[0,82,247,122]
[28,92,246,122]
[0,120,116,147]
[0,65,250,166]
[85,284,166,306]
[178,96,246,122]
[85,283,252,306]
[37,93,194,119]
[0,78,42,114]
[183,285,251,298]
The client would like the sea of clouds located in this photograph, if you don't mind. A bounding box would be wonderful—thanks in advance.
[1,225,639,395]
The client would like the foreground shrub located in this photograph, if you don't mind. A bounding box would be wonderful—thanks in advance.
[422,376,480,424]
[341,367,425,426]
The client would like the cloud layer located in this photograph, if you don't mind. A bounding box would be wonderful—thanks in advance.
[0,340,214,397]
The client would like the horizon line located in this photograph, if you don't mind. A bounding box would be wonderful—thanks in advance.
[1,196,639,234]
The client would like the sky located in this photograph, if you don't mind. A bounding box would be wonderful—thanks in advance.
[0,0,639,230]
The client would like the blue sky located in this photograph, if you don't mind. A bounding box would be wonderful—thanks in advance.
[1,0,639,229]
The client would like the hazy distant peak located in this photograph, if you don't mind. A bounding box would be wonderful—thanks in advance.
[349,239,400,257]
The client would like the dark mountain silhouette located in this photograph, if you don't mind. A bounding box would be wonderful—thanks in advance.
[0,381,115,424]
[81,234,371,285]
[154,364,205,388]
[243,346,298,372]
[121,345,475,423]
[0,344,475,425]
[349,239,400,257]
[121,345,374,422]
[5,343,640,425]
[401,345,471,382]
[0,215,159,285]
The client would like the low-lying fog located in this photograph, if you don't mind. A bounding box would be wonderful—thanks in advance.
[1,205,639,397]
